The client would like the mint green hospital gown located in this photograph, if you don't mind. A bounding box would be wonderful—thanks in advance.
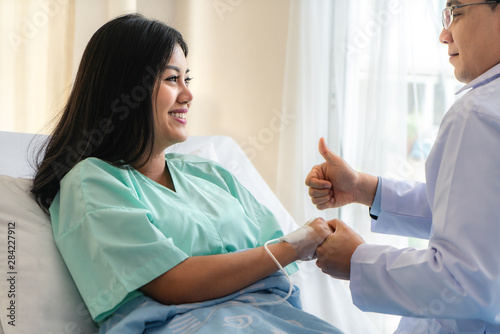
[49,153,298,323]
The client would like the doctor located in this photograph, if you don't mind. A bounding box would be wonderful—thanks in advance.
[306,1,500,333]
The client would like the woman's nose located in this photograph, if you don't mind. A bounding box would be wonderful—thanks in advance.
[179,84,193,105]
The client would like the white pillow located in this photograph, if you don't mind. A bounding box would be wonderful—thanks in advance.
[175,141,220,162]
[0,175,98,334]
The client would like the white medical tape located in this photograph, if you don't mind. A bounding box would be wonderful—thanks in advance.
[279,223,324,261]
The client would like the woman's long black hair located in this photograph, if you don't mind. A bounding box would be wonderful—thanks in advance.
[31,14,188,212]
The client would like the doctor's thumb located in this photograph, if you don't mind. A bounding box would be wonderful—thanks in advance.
[318,137,338,165]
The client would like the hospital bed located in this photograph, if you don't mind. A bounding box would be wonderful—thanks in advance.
[0,131,379,334]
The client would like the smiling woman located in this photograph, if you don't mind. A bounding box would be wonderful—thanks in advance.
[151,47,193,158]
[29,13,345,334]
[31,14,190,207]
[126,44,194,193]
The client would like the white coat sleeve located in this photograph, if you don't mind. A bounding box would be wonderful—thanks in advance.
[371,178,432,239]
[350,100,500,323]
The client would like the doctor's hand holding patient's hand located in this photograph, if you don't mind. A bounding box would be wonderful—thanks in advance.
[316,219,365,280]
[305,138,379,210]
[305,138,372,279]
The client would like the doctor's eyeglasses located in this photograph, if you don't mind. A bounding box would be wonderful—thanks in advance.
[441,1,500,30]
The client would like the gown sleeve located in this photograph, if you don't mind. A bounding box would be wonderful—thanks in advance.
[50,159,189,322]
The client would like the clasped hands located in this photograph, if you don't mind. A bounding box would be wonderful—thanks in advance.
[283,217,363,280]
[281,138,373,280]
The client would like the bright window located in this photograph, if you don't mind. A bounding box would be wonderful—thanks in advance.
[330,0,462,331]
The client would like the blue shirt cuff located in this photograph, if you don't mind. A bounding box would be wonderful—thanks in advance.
[369,177,382,219]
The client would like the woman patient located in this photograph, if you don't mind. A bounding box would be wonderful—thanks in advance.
[31,14,341,333]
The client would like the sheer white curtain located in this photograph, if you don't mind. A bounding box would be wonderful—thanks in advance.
[276,0,338,224]
[0,0,137,135]
[0,0,75,134]
[278,0,458,332]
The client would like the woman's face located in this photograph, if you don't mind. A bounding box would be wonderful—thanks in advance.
[153,44,193,151]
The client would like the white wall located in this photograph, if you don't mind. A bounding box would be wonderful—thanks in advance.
[177,0,291,194]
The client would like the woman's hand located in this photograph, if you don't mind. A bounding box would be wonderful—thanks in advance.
[281,217,334,261]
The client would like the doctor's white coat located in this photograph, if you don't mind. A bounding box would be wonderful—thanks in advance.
[350,63,500,334]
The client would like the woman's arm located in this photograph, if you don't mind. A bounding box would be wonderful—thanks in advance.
[140,218,332,305]
[140,241,298,305]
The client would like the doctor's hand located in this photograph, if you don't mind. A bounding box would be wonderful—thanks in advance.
[305,138,378,210]
[315,219,365,280]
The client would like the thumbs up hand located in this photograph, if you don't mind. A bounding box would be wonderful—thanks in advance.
[305,138,378,210]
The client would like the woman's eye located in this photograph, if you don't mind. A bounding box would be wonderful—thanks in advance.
[165,76,192,86]
[166,75,179,82]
